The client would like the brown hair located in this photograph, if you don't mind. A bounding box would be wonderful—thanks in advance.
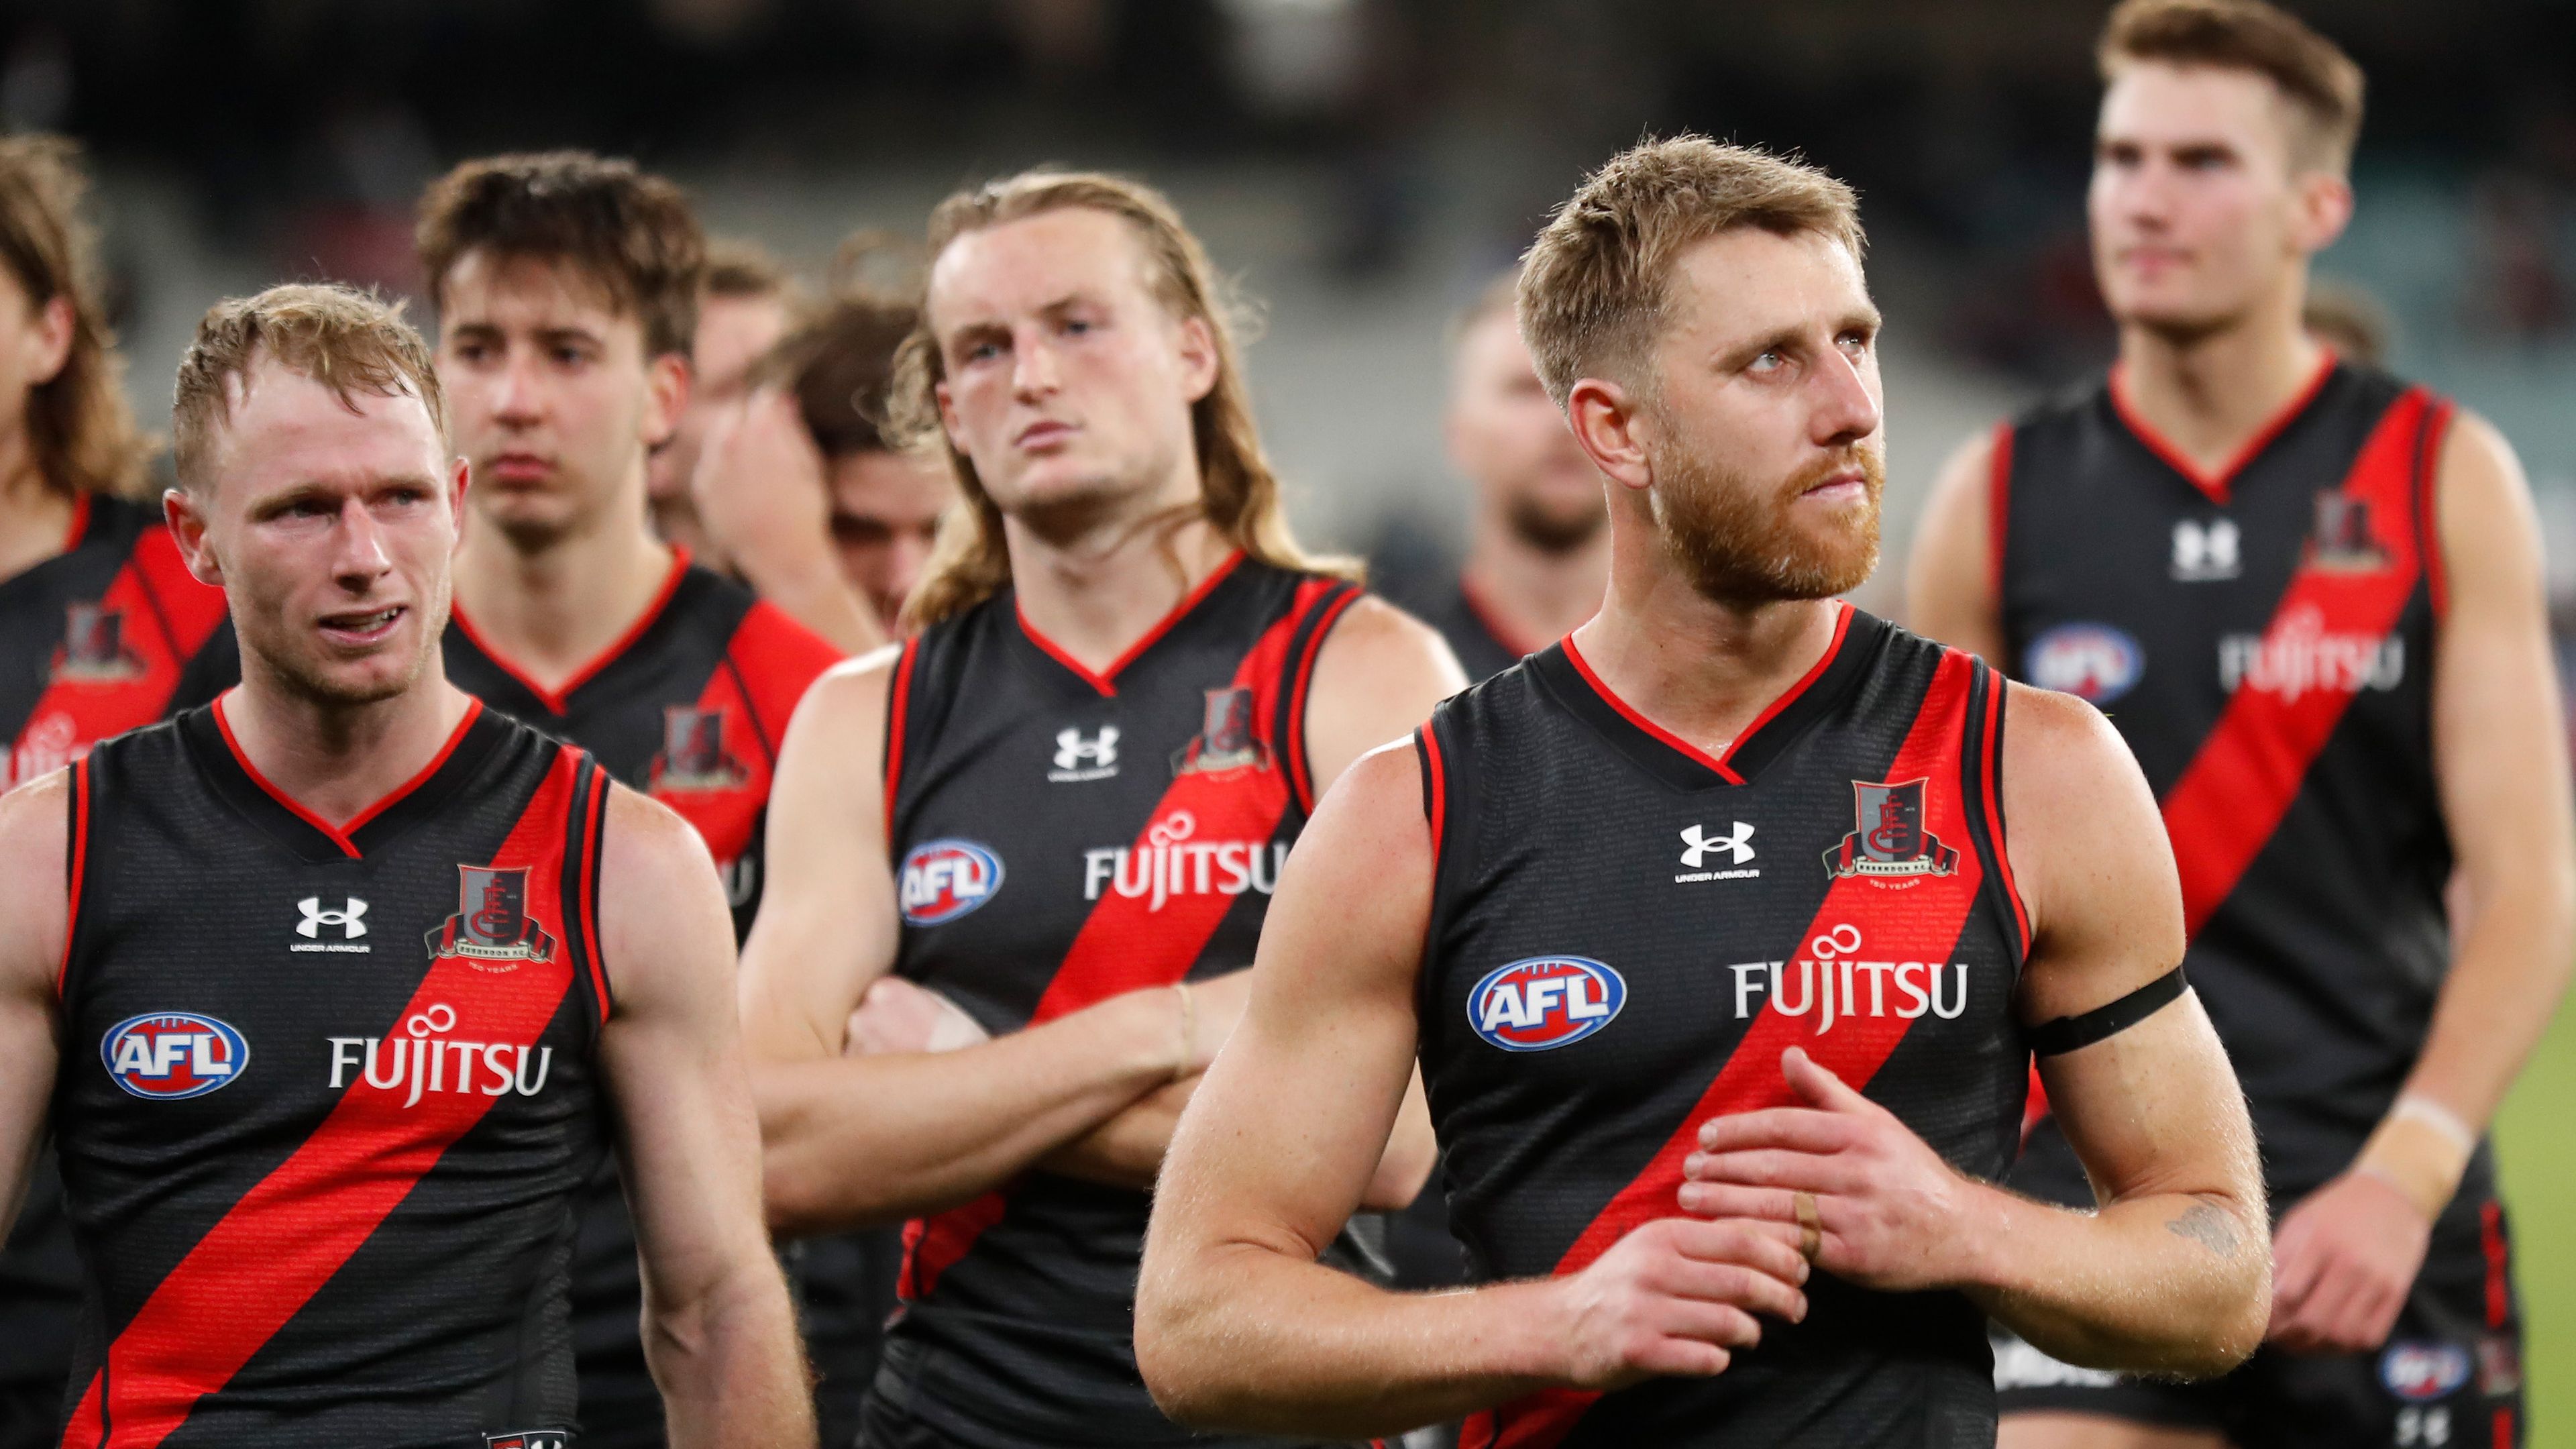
[757,288,918,458]
[889,168,1348,629]
[1517,136,1864,409]
[172,284,445,492]
[705,236,798,305]
[415,151,706,358]
[2098,0,2366,173]
[0,136,152,499]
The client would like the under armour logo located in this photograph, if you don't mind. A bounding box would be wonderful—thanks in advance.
[2171,518,2241,582]
[297,897,368,939]
[1052,725,1120,777]
[1680,822,1756,868]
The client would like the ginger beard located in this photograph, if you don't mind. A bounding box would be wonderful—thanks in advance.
[1646,437,1884,607]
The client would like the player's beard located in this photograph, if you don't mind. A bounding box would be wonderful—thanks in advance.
[1503,488,1607,555]
[1648,444,1883,608]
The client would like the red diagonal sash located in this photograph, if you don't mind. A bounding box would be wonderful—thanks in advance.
[900,580,1340,1297]
[58,751,583,1449]
[1464,652,1988,1449]
[2159,390,2439,935]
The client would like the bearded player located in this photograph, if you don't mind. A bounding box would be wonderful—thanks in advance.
[738,169,1458,1448]
[1909,5,2572,1446]
[0,282,810,1447]
[1134,136,2269,1449]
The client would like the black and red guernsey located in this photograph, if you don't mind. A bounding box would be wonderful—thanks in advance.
[879,552,1363,1447]
[1391,574,1539,685]
[441,548,843,1449]
[52,697,610,1448]
[1995,358,2453,1205]
[1,492,233,1444]
[1417,606,2029,1448]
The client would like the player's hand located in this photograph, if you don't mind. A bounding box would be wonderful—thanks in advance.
[2265,1170,2431,1354]
[1542,1217,1809,1391]
[692,387,835,581]
[844,977,990,1056]
[1677,1046,1996,1293]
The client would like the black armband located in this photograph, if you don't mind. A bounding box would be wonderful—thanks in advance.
[2027,966,2187,1057]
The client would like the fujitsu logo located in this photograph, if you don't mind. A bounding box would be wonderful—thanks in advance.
[1082,809,1287,912]
[327,1002,552,1109]
[2218,604,2404,703]
[1725,924,1970,1032]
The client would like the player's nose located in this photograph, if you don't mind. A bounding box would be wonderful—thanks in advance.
[329,496,394,583]
[1010,326,1061,398]
[1810,347,1881,446]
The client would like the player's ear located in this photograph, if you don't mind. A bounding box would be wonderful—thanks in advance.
[1564,377,1654,494]
[443,455,471,551]
[641,350,690,451]
[164,484,222,588]
[1172,313,1219,405]
[2290,170,2354,256]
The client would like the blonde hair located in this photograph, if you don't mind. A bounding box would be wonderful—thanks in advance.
[172,284,445,491]
[1517,136,1864,409]
[890,169,1348,629]
[2099,0,2366,174]
[0,136,153,499]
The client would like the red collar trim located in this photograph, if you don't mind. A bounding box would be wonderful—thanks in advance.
[2107,350,2337,506]
[1016,550,1246,698]
[211,693,484,859]
[63,493,93,551]
[1458,574,1552,659]
[1560,600,1853,786]
[450,546,690,715]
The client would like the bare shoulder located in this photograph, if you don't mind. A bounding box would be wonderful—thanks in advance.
[1998,679,2135,794]
[800,643,903,728]
[1320,594,1464,680]
[0,770,74,994]
[596,781,734,1006]
[2436,409,2540,538]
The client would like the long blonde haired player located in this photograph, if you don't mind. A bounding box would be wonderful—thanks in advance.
[738,168,1461,1448]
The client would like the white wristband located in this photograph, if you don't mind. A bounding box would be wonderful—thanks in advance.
[2390,1093,2478,1157]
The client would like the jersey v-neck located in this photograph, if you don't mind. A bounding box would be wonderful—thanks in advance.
[196,694,498,862]
[448,547,691,716]
[2106,351,2340,507]
[1010,550,1246,698]
[1536,602,1877,792]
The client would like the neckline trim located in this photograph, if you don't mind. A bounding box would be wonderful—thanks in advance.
[1015,550,1246,698]
[210,693,486,859]
[1458,573,1551,660]
[1556,601,1857,788]
[2107,350,2339,506]
[449,545,691,716]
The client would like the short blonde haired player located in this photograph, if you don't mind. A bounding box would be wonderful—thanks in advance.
[1909,3,2571,1446]
[737,170,1460,1447]
[0,284,812,1447]
[1134,134,2266,1449]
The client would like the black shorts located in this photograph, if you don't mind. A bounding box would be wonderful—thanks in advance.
[1993,1121,2525,1448]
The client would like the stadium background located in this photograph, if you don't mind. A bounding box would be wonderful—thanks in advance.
[10,0,2576,1435]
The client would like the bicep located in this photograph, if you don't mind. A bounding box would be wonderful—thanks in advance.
[2431,415,2573,897]
[1300,599,1470,794]
[2037,990,2252,1206]
[1904,429,2006,665]
[1159,744,1432,1256]
[738,663,901,1061]
[0,772,67,1224]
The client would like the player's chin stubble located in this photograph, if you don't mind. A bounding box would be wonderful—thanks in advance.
[1652,447,1884,608]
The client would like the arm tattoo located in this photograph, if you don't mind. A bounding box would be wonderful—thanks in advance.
[2164,1201,2241,1259]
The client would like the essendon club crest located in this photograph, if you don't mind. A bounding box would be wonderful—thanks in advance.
[650,706,747,792]
[1823,778,1960,882]
[426,866,558,969]
[2307,491,2390,572]
[52,602,142,683]
[1171,686,1269,776]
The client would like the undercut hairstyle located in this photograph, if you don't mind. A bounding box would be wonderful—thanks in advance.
[2098,0,2366,174]
[415,151,706,358]
[0,136,153,498]
[172,284,444,492]
[890,168,1350,629]
[705,237,798,305]
[756,288,917,458]
[1517,136,1864,408]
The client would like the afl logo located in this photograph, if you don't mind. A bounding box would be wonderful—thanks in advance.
[101,1012,248,1100]
[2379,1340,2472,1402]
[1468,957,1625,1052]
[2025,623,2143,704]
[900,840,1005,926]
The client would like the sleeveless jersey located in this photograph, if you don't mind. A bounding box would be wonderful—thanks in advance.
[52,698,610,1448]
[1,493,233,1438]
[881,553,1362,1446]
[1997,358,2451,1201]
[441,551,843,1448]
[1419,608,2030,1449]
